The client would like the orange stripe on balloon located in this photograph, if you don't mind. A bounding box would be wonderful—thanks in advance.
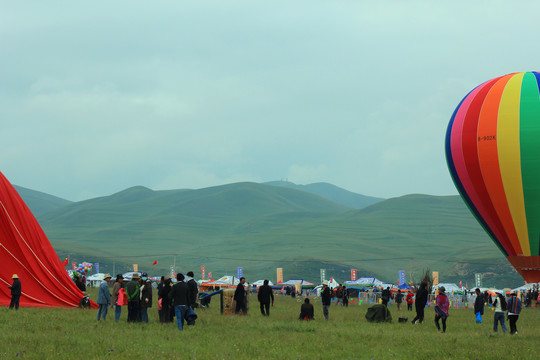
[477,74,522,254]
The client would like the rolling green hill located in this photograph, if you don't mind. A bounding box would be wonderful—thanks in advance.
[15,182,522,288]
[13,185,72,217]
[264,181,384,209]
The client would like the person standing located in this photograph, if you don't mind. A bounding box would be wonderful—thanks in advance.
[96,274,112,321]
[257,280,274,316]
[158,276,172,323]
[8,274,21,310]
[492,291,507,333]
[140,273,152,323]
[342,286,349,307]
[186,271,199,309]
[111,274,124,322]
[474,288,485,323]
[381,287,391,306]
[321,280,331,321]
[169,273,191,331]
[412,282,428,324]
[406,291,414,311]
[395,290,404,311]
[434,286,449,333]
[507,291,522,335]
[336,284,343,306]
[126,273,140,322]
[234,277,248,315]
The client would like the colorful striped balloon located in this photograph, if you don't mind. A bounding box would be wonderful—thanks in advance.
[445,71,540,283]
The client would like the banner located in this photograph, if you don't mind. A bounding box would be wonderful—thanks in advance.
[201,265,206,280]
[133,264,138,272]
[475,273,482,288]
[208,271,212,279]
[276,268,283,283]
[237,267,243,279]
[432,271,439,286]
[398,270,405,286]
[71,262,77,270]
[320,269,326,284]
[351,269,357,281]
[94,263,99,274]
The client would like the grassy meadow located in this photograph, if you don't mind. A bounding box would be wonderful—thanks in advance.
[0,288,538,359]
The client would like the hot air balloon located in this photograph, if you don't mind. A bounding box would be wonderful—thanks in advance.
[445,71,540,283]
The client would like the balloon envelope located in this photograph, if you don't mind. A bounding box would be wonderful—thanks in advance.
[446,71,540,283]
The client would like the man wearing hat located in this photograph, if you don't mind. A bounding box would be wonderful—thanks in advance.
[126,273,140,322]
[8,274,21,310]
[507,291,522,335]
[96,274,112,321]
[321,280,331,320]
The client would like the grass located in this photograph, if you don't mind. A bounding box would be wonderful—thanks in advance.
[0,288,538,359]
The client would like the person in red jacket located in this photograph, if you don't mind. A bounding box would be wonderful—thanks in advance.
[406,291,414,311]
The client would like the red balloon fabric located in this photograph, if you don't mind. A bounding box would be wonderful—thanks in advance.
[0,171,95,308]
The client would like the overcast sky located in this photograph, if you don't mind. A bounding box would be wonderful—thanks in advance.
[1,1,539,201]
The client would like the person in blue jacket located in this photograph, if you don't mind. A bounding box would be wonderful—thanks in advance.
[507,291,522,335]
[96,274,112,321]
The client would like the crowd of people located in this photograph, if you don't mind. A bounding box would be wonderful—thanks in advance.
[6,272,537,336]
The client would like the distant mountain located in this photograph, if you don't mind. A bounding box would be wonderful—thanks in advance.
[13,185,72,217]
[21,182,520,288]
[265,181,384,209]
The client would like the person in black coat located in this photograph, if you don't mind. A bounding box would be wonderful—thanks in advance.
[186,271,199,309]
[234,277,247,315]
[412,282,428,324]
[169,273,191,330]
[474,288,485,323]
[321,281,331,320]
[8,274,21,310]
[299,298,314,320]
[257,280,274,316]
[158,276,172,323]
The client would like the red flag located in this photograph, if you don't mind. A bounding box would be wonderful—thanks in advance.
[152,259,157,266]
[459,281,462,287]
[61,256,69,267]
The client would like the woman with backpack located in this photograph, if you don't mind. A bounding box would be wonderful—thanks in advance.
[492,291,507,333]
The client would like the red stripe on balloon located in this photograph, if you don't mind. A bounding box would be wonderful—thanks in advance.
[460,76,516,256]
[477,74,522,254]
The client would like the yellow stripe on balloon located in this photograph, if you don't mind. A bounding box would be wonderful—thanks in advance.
[497,73,531,256]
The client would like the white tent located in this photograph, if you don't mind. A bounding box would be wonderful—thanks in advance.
[122,271,142,281]
[278,279,315,286]
[86,273,107,287]
[344,277,384,287]
[433,283,462,293]
[512,282,540,292]
[203,275,240,286]
[252,280,274,286]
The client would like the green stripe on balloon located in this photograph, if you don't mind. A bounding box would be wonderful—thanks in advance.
[520,72,540,256]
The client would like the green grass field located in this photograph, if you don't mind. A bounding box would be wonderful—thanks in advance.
[1,289,538,359]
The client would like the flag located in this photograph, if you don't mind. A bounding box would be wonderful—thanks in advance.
[152,259,158,266]
[459,280,462,287]
[61,256,69,267]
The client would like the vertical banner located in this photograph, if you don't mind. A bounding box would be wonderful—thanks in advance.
[201,265,206,280]
[276,268,283,283]
[237,267,243,279]
[94,263,99,274]
[133,264,138,272]
[71,262,77,270]
[398,270,405,286]
[475,273,482,288]
[208,271,212,279]
[351,269,357,281]
[432,271,439,286]
[320,269,326,284]
[170,265,175,278]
